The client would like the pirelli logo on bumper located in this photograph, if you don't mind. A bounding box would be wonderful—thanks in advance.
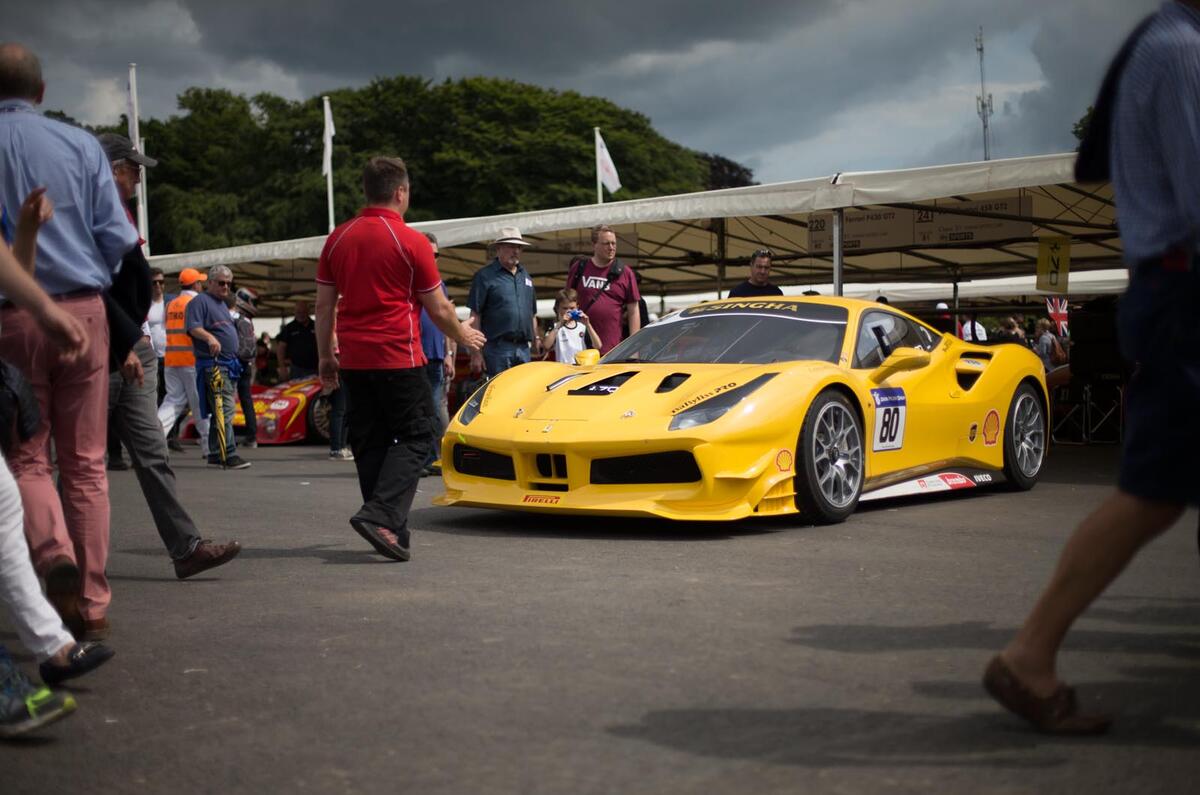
[523,494,561,505]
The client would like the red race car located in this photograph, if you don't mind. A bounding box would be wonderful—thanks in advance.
[182,375,331,445]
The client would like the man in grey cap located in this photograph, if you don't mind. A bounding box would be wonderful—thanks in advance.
[98,133,242,577]
[186,264,250,470]
[467,226,540,377]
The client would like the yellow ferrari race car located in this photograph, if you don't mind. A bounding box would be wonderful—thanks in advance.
[436,296,1048,524]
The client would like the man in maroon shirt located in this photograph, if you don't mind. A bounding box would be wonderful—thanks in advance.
[315,157,484,561]
[568,225,641,353]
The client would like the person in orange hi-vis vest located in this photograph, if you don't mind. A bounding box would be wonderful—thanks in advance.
[156,268,208,455]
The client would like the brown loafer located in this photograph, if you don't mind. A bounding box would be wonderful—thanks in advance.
[44,557,83,638]
[983,655,1112,735]
[174,539,242,580]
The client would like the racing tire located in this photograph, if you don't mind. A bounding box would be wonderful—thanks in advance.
[794,390,864,525]
[1001,382,1046,491]
[306,395,332,443]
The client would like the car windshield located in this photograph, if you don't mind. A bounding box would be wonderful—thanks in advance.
[601,303,848,365]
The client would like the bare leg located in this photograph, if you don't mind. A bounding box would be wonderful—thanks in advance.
[1000,489,1184,696]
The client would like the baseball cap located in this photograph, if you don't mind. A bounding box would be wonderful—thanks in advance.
[179,267,207,287]
[96,133,158,168]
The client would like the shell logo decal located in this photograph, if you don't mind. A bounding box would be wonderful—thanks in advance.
[775,450,793,472]
[982,410,1001,446]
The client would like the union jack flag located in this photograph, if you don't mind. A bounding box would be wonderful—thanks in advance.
[1046,297,1069,336]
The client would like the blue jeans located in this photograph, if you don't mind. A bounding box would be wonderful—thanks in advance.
[482,339,530,378]
[236,363,257,439]
[329,386,349,452]
[423,361,445,466]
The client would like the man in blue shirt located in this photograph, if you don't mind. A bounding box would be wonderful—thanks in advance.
[467,226,540,377]
[986,1,1200,735]
[186,265,250,470]
[418,232,456,475]
[0,43,139,642]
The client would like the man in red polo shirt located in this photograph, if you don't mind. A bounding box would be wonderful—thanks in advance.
[315,156,484,561]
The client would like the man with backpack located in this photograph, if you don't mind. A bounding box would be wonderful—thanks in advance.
[230,287,259,447]
[1034,319,1067,370]
[567,225,641,354]
[985,0,1200,735]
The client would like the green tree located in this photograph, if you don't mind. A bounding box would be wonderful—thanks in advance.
[1072,106,1094,151]
[111,76,752,254]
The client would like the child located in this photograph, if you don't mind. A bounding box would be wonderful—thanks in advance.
[541,288,601,364]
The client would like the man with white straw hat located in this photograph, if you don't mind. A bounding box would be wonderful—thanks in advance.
[467,226,540,377]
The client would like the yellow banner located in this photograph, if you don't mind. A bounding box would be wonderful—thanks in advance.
[1036,237,1070,293]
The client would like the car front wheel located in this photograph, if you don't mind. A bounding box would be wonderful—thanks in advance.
[794,390,864,524]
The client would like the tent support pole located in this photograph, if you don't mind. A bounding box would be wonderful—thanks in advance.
[952,277,960,329]
[833,208,844,296]
[715,218,726,298]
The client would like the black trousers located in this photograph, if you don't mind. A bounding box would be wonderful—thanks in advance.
[341,367,435,531]
[236,363,257,438]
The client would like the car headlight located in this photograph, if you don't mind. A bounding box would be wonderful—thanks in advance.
[668,374,777,431]
[457,379,492,426]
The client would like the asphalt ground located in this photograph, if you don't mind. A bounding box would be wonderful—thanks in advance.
[2,442,1198,794]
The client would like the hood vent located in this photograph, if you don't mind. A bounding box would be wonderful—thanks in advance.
[655,373,691,393]
[568,371,638,396]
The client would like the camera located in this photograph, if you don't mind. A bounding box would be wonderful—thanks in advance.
[568,309,583,320]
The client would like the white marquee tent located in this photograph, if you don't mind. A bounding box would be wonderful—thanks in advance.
[150,151,1122,316]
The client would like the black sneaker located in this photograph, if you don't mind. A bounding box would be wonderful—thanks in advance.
[1,649,76,738]
[167,438,185,452]
[209,456,251,470]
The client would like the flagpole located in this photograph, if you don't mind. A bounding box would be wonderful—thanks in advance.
[140,135,150,252]
[594,127,603,205]
[323,96,335,232]
[127,63,149,254]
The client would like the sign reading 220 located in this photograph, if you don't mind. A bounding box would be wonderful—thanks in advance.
[870,387,907,452]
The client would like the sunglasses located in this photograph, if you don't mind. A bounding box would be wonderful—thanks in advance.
[214,280,232,287]
[151,280,164,285]
[751,248,774,259]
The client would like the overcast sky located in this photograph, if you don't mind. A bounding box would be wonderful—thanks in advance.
[7,0,1158,184]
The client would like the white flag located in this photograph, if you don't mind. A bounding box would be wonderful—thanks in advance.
[322,96,336,177]
[595,128,621,194]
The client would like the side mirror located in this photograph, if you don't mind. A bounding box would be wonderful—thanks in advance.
[574,349,601,367]
[869,346,931,382]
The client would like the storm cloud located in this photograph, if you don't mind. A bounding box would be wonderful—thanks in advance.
[5,0,1159,182]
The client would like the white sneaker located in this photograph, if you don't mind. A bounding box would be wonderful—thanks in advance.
[329,448,354,460]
